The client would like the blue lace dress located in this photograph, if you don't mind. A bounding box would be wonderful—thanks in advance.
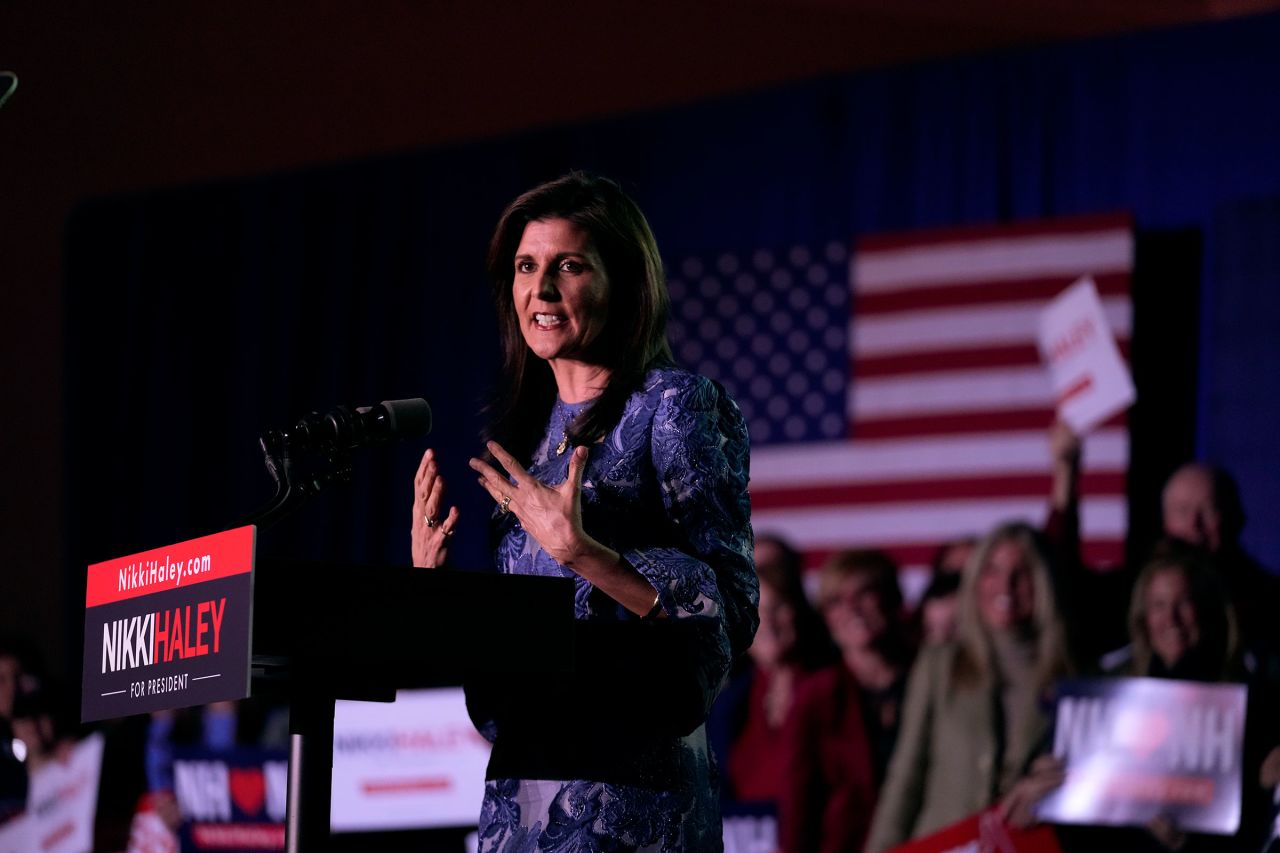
[474,366,758,852]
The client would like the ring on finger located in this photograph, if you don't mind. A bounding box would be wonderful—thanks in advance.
[499,494,511,514]
[425,515,438,528]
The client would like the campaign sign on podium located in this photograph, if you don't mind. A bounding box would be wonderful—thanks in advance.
[82,526,256,721]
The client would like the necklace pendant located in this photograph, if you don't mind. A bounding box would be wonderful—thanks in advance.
[556,435,569,456]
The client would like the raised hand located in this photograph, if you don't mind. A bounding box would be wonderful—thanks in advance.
[470,441,596,568]
[411,448,459,568]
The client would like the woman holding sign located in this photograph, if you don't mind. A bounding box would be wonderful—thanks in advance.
[410,173,758,851]
[864,521,1073,853]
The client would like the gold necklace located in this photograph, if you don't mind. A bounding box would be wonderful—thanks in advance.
[554,399,572,455]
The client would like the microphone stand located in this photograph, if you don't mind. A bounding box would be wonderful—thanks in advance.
[236,423,356,532]
[237,425,355,853]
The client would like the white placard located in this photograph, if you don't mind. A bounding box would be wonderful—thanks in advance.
[1038,275,1136,433]
[0,733,105,853]
[330,688,491,832]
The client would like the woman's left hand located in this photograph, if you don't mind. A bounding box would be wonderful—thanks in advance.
[471,441,598,568]
[997,754,1066,829]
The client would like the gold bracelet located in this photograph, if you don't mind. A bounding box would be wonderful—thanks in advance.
[644,590,663,620]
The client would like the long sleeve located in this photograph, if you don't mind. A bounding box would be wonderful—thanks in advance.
[621,373,759,712]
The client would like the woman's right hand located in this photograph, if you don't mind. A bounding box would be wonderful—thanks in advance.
[412,448,459,568]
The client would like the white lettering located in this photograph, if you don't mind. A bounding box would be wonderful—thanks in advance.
[1202,706,1236,773]
[133,613,153,666]
[102,622,119,673]
[264,761,289,822]
[122,616,138,669]
[174,761,231,821]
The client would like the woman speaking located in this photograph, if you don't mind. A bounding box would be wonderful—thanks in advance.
[410,173,758,851]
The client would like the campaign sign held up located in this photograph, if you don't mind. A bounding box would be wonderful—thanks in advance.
[1036,677,1248,835]
[174,747,289,852]
[82,526,256,722]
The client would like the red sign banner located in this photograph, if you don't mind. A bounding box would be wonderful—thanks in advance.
[81,527,256,722]
[886,808,1063,853]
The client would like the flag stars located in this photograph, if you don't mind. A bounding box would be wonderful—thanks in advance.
[752,290,777,313]
[787,329,812,353]
[804,348,828,373]
[750,335,774,357]
[666,242,849,446]
[768,352,794,377]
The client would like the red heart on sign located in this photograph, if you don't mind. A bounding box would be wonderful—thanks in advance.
[228,767,265,816]
[1112,708,1171,759]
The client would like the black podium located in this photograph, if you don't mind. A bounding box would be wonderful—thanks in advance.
[250,562,576,852]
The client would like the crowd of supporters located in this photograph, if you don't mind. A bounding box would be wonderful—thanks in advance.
[3,423,1279,851]
[710,422,1280,853]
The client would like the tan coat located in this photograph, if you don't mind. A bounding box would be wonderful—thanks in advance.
[863,643,1050,853]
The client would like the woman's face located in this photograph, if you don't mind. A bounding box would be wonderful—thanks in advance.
[823,573,889,653]
[511,218,610,364]
[976,540,1036,631]
[1144,567,1200,669]
[748,582,798,669]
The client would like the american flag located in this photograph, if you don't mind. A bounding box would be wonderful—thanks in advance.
[666,215,1132,595]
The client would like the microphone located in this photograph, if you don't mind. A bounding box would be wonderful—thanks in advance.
[0,73,16,110]
[279,398,432,452]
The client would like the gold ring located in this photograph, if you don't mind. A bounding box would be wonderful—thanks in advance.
[425,516,437,528]
[499,494,511,514]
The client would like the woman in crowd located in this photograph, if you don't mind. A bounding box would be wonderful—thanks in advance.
[864,521,1073,853]
[715,534,835,810]
[1127,540,1242,681]
[1005,542,1278,852]
[410,173,758,851]
[781,549,914,853]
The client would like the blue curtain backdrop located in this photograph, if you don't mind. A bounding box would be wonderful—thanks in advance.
[1208,197,1280,569]
[65,11,1280,632]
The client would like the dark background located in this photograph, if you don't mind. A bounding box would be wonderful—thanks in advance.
[6,1,1280,687]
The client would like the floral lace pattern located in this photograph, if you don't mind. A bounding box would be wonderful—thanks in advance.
[478,367,757,851]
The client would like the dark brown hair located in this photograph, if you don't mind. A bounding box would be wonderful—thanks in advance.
[484,172,673,462]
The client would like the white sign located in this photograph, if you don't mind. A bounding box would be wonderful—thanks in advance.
[0,733,104,853]
[1038,276,1135,434]
[330,688,492,832]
